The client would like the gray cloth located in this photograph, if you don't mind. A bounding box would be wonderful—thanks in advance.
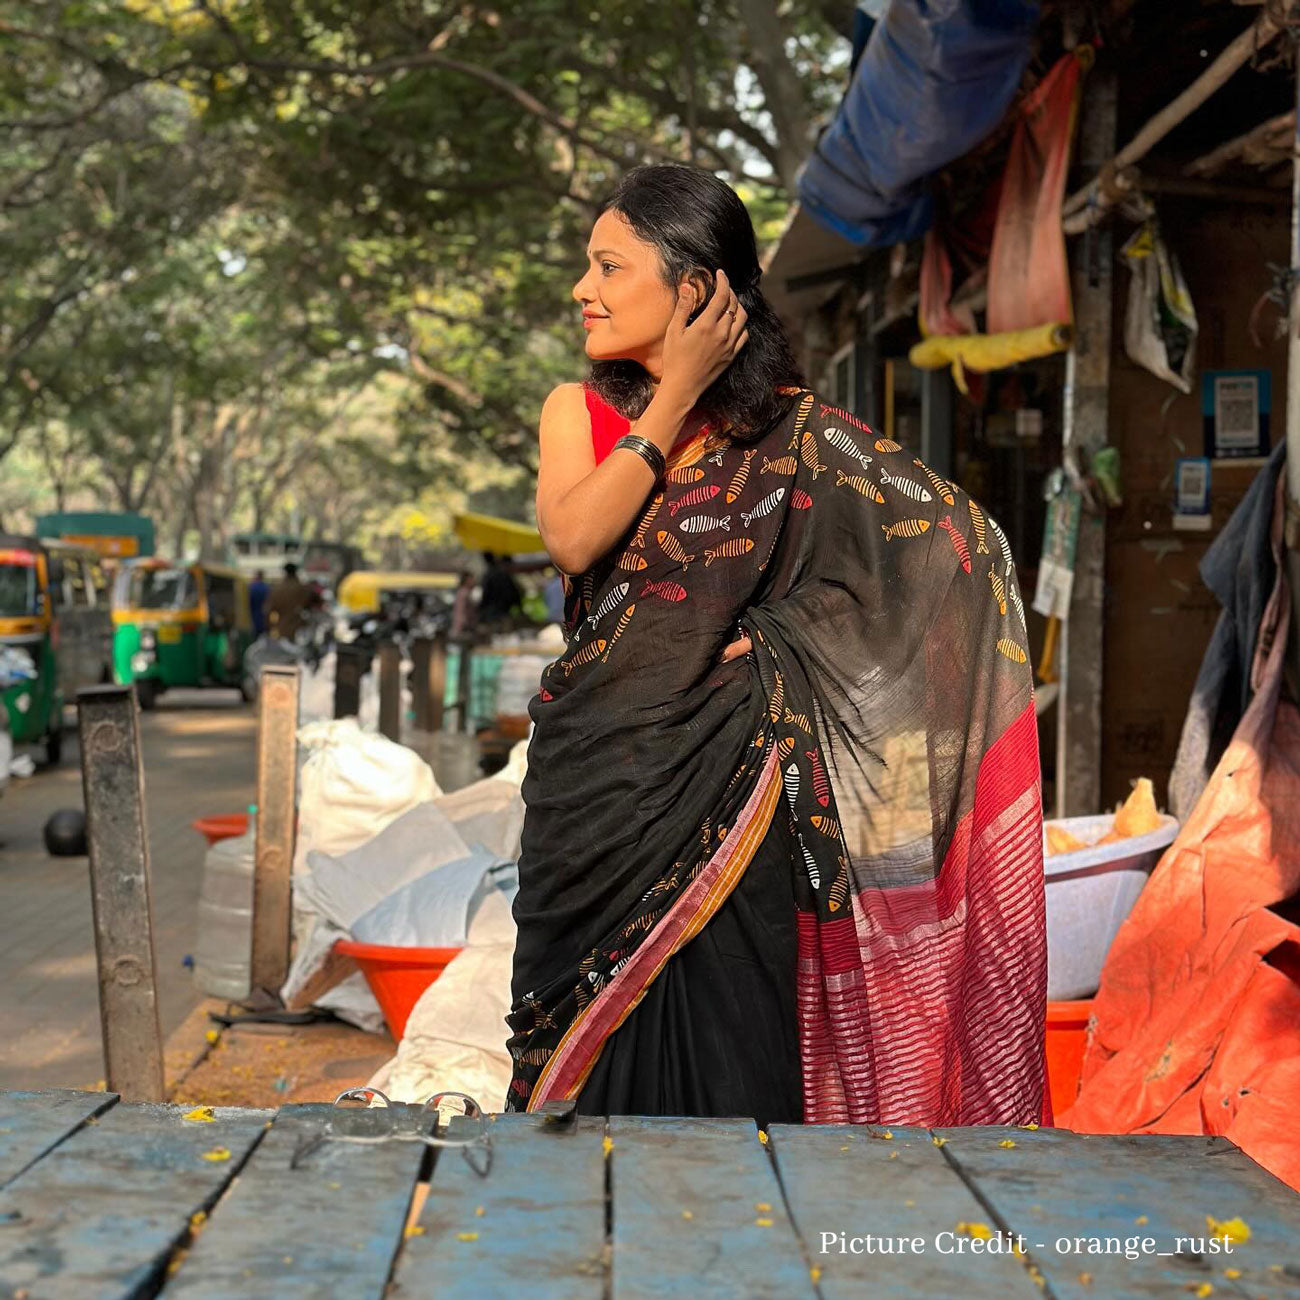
[1168,441,1285,819]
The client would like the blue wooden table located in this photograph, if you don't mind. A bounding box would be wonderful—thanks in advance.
[0,1089,1297,1298]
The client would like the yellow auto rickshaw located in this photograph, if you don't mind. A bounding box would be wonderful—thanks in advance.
[112,559,254,708]
[336,570,460,620]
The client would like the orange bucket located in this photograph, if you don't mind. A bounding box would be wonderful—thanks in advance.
[333,940,463,1040]
[1046,998,1093,1118]
[192,813,249,846]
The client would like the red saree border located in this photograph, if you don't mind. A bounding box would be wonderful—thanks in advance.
[527,744,783,1109]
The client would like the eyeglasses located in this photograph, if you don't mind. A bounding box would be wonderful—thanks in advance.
[290,1088,492,1177]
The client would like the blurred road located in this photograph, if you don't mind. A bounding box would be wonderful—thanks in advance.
[0,690,256,1089]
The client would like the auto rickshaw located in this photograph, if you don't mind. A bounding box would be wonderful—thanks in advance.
[0,535,114,763]
[112,559,254,708]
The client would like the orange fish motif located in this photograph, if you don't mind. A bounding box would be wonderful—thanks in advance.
[996,637,1027,664]
[656,531,696,568]
[794,392,816,436]
[666,466,704,485]
[563,638,607,674]
[641,578,688,602]
[630,493,663,548]
[882,519,931,541]
[800,431,827,480]
[601,605,635,660]
[704,537,755,567]
[616,551,648,571]
[768,670,785,723]
[835,469,884,503]
[969,499,990,554]
[874,437,903,453]
[810,814,840,839]
[989,566,1007,616]
[668,483,721,516]
[806,747,830,807]
[784,706,811,733]
[761,455,797,476]
[752,726,767,749]
[915,460,956,506]
[791,489,813,510]
[936,515,972,573]
[777,735,796,760]
[828,872,850,914]
[726,449,757,504]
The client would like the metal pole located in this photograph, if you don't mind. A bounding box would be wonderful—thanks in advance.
[77,686,164,1101]
[333,643,364,719]
[250,664,299,996]
[378,640,402,742]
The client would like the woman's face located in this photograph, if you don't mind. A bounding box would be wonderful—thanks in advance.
[572,209,681,373]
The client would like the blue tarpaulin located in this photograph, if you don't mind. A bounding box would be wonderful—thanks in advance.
[798,0,1040,248]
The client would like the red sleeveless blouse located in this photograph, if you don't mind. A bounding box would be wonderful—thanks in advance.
[583,385,706,462]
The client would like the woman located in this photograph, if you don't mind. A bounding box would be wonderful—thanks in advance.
[507,164,1048,1127]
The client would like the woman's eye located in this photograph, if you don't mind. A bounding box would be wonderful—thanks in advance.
[601,262,617,274]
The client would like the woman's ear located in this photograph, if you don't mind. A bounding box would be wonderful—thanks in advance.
[683,268,715,322]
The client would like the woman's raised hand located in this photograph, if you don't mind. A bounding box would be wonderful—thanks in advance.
[659,268,749,407]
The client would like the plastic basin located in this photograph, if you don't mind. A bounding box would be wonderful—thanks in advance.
[333,939,463,1040]
[1042,813,1179,1000]
[1046,998,1093,1119]
[193,813,249,846]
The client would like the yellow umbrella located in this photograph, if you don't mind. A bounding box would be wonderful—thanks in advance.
[452,511,544,556]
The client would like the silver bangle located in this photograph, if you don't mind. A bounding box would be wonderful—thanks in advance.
[613,434,666,479]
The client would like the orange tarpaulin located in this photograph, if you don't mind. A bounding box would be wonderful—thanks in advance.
[1060,476,1300,1192]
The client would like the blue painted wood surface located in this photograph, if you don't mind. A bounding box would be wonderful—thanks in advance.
[162,1104,425,1300]
[609,1116,816,1300]
[769,1122,1039,1298]
[0,1100,271,1299]
[392,1112,607,1300]
[0,1089,117,1190]
[932,1123,1300,1300]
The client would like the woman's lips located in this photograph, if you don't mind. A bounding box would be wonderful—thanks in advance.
[583,316,606,330]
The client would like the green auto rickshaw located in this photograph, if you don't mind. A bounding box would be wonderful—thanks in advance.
[112,559,254,708]
[0,535,114,763]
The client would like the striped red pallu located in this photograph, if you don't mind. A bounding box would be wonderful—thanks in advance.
[507,388,1047,1126]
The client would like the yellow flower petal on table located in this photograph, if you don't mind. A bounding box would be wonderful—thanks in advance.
[204,1029,219,1044]
[758,1130,769,1145]
[888,1151,899,1160]
[955,1222,993,1239]
[1224,1269,1241,1280]
[1077,1272,1092,1285]
[998,1139,1017,1148]
[810,1266,822,1282]
[755,1202,771,1212]
[200,1147,231,1162]
[1135,1215,1148,1225]
[755,1218,774,1228]
[932,1136,947,1147]
[602,1136,614,1156]
[475,1206,485,1217]
[904,1200,916,1209]
[456,1232,479,1243]
[183,1106,216,1123]
[1205,1215,1251,1245]
[681,1210,693,1221]
[403,1225,425,1239]
[1190,1284,1213,1298]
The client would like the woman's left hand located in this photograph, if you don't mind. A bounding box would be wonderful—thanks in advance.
[718,633,752,663]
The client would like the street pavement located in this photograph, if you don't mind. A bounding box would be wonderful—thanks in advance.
[0,691,257,1089]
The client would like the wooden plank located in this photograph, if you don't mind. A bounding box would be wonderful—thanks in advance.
[161,1104,424,1299]
[0,1090,118,1190]
[609,1116,815,1300]
[0,1101,272,1299]
[250,663,299,994]
[769,1123,1039,1299]
[933,1124,1300,1299]
[77,685,165,1101]
[378,641,402,742]
[392,1112,607,1300]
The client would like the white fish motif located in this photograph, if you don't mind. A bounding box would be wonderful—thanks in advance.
[587,582,630,628]
[677,514,732,535]
[1008,580,1027,633]
[798,833,821,889]
[707,451,726,466]
[991,517,1015,578]
[879,466,932,503]
[783,761,800,812]
[741,487,786,529]
[823,426,872,470]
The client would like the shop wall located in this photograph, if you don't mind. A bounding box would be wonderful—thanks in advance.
[1101,198,1288,809]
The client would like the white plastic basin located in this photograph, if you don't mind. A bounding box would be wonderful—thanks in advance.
[1042,813,1179,1000]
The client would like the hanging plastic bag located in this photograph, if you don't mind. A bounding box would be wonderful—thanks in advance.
[1121,219,1198,394]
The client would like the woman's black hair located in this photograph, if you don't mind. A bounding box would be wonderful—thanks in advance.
[585,164,804,439]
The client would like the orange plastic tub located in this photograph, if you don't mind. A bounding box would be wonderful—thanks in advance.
[192,813,249,846]
[333,940,463,1040]
[1045,998,1093,1118]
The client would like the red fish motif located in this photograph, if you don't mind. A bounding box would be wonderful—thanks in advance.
[791,489,813,510]
[806,747,831,807]
[936,515,972,574]
[640,579,688,602]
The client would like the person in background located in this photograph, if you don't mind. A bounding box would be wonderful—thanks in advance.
[478,551,523,625]
[450,570,478,639]
[543,570,566,625]
[248,568,270,638]
[266,562,310,641]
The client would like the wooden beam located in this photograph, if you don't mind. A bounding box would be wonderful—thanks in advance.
[1186,109,1295,177]
[378,641,403,742]
[1057,71,1116,818]
[251,664,300,996]
[76,686,165,1102]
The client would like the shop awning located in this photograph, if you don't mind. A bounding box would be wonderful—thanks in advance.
[453,511,544,556]
[797,0,1039,248]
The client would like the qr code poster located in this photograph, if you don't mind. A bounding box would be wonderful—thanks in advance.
[1202,369,1270,460]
